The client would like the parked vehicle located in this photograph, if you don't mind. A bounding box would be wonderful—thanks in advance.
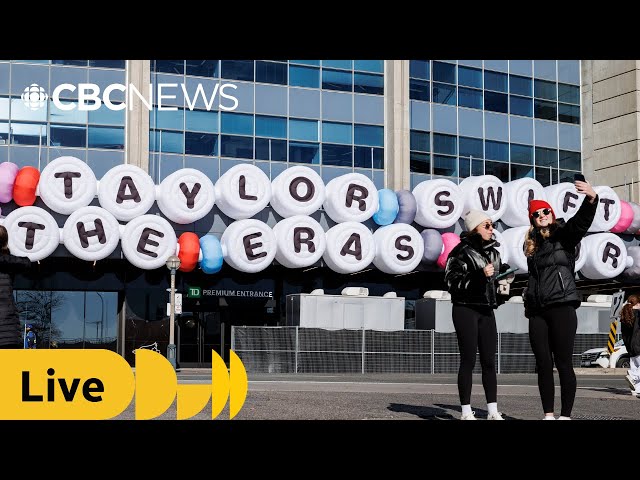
[580,339,630,368]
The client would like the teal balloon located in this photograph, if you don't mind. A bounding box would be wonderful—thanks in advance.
[373,189,399,225]
[199,234,223,274]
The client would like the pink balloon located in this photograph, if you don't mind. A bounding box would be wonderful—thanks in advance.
[0,161,19,203]
[610,200,633,233]
[437,232,461,269]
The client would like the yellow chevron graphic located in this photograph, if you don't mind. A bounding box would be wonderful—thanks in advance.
[607,321,617,355]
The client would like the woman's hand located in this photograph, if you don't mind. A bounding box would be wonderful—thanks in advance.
[483,264,495,277]
[575,180,597,203]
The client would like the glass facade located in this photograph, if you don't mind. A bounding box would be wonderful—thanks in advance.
[0,60,126,178]
[148,60,385,188]
[409,60,581,188]
[0,60,586,364]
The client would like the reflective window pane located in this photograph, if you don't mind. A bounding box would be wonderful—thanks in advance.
[458,87,483,109]
[558,103,580,125]
[322,69,352,92]
[50,124,86,148]
[535,146,557,167]
[221,112,253,135]
[485,140,508,161]
[559,150,581,170]
[433,154,457,176]
[185,132,217,156]
[484,71,508,92]
[433,62,456,84]
[255,137,287,161]
[410,60,430,80]
[322,121,352,144]
[459,136,483,159]
[322,144,353,166]
[221,60,254,81]
[220,134,253,159]
[433,133,457,155]
[410,79,430,102]
[50,100,88,124]
[11,123,47,146]
[509,75,532,96]
[11,98,47,122]
[534,79,557,101]
[410,152,430,174]
[290,60,320,66]
[255,115,286,138]
[185,109,218,133]
[558,83,580,104]
[289,118,318,141]
[511,144,533,165]
[510,95,533,117]
[433,83,456,105]
[322,60,352,70]
[354,73,383,95]
[154,108,184,130]
[88,103,125,126]
[410,130,430,152]
[484,91,508,113]
[354,124,383,147]
[534,100,557,121]
[354,60,383,73]
[485,161,509,181]
[289,141,319,164]
[89,60,125,69]
[0,97,9,120]
[255,61,287,85]
[458,66,482,88]
[154,60,184,75]
[186,60,219,78]
[511,163,534,180]
[289,65,320,88]
[88,126,124,150]
[156,130,184,154]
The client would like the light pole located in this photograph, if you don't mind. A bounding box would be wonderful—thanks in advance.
[166,255,181,370]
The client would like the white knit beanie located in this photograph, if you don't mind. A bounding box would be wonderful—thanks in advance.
[464,209,491,231]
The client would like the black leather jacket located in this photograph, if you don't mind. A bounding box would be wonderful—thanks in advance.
[444,232,509,309]
[523,195,598,316]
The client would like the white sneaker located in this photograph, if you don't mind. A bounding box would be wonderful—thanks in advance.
[543,415,556,420]
[625,375,636,390]
[558,416,572,420]
[487,412,504,420]
[460,411,477,420]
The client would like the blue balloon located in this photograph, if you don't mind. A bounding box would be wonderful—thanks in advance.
[199,234,223,274]
[373,188,399,225]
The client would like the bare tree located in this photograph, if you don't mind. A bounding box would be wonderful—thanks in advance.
[16,291,65,345]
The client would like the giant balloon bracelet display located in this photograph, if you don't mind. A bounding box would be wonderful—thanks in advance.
[0,156,639,280]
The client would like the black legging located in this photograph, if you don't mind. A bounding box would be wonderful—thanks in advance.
[528,304,578,417]
[452,304,497,405]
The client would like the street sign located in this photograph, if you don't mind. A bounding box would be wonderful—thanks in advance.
[610,290,625,319]
[187,287,201,298]
[607,290,625,354]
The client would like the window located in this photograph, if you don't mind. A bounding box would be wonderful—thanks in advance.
[410,152,430,174]
[221,60,254,81]
[558,83,580,104]
[509,75,533,96]
[289,65,320,88]
[88,126,124,150]
[458,87,483,109]
[459,136,483,159]
[154,60,184,75]
[221,112,253,135]
[510,95,533,117]
[12,123,47,146]
[458,66,482,88]
[410,79,430,102]
[410,60,430,80]
[322,69,352,92]
[485,140,508,162]
[411,130,430,152]
[559,150,581,171]
[433,83,456,105]
[289,141,319,164]
[558,104,580,124]
[511,144,533,165]
[354,124,383,147]
[484,92,508,113]
[484,71,508,92]
[255,138,287,161]
[289,119,318,141]
[534,100,557,121]
[534,79,557,101]
[220,134,253,159]
[322,122,352,144]
[433,133,457,155]
[255,115,286,138]
[322,144,353,166]
[354,73,383,95]
[185,132,217,156]
[433,62,455,84]
[535,147,557,167]
[50,125,86,148]
[433,155,457,177]
[186,60,219,78]
[185,110,218,133]
[255,61,287,85]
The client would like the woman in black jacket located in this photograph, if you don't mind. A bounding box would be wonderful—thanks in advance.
[444,209,513,420]
[524,179,597,420]
[620,295,640,397]
[0,225,32,349]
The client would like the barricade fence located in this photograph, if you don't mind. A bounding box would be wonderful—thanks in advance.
[231,326,610,374]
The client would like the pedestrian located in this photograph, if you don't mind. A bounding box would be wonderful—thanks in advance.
[620,294,640,397]
[444,209,515,420]
[24,323,37,349]
[0,225,33,349]
[523,178,598,419]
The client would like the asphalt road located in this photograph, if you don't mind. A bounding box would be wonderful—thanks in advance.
[113,369,640,421]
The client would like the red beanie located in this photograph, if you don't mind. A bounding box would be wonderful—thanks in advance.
[528,199,555,219]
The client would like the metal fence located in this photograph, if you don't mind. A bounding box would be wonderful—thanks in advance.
[231,326,610,374]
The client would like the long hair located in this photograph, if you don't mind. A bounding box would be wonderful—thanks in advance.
[621,294,639,326]
[0,225,9,255]
[524,222,557,257]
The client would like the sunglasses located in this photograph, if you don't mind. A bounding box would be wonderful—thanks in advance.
[531,208,552,219]
[481,222,494,230]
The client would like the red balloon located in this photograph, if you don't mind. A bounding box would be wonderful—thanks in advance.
[13,166,40,206]
[178,232,200,272]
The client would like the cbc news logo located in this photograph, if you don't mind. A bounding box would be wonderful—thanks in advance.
[0,349,248,420]
[21,84,48,110]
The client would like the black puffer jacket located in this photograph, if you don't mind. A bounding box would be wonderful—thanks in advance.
[444,231,509,309]
[523,195,598,317]
[0,254,32,347]
[621,310,640,357]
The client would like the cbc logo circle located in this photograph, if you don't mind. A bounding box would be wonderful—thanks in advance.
[21,83,48,111]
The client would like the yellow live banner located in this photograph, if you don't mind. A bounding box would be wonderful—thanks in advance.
[0,349,247,420]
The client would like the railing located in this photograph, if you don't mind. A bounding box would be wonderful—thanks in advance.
[231,326,610,374]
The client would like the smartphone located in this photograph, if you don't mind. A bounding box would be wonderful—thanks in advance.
[495,267,519,280]
[574,173,586,182]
